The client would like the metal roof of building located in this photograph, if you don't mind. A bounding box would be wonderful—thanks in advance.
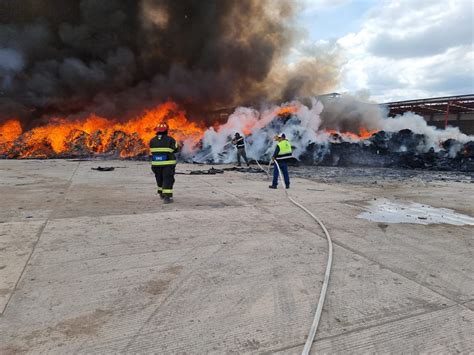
[383,94,474,116]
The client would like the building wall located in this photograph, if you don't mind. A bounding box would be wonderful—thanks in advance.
[425,112,474,135]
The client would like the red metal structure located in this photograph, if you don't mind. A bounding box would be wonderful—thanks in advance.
[385,95,474,120]
[384,95,474,133]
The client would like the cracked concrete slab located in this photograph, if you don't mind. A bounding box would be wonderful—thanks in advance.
[0,160,472,353]
[276,306,473,354]
[0,220,45,313]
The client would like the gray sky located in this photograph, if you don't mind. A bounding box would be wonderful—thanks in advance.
[296,0,474,102]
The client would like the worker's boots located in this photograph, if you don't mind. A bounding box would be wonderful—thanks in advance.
[163,196,173,204]
[157,189,165,199]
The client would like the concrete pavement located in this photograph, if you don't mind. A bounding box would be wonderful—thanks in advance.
[0,160,473,353]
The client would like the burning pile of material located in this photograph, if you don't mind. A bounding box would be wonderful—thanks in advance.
[1,1,472,170]
[0,102,204,158]
[192,97,474,172]
[2,95,472,171]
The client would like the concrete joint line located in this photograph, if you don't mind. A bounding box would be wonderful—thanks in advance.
[299,222,462,307]
[459,300,474,312]
[121,240,233,352]
[271,206,460,310]
[268,303,463,354]
[1,162,81,316]
[196,176,242,201]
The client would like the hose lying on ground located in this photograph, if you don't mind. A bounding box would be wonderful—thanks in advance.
[262,160,334,355]
[176,159,332,353]
[254,159,270,178]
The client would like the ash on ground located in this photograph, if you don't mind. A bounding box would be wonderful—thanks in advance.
[291,166,473,186]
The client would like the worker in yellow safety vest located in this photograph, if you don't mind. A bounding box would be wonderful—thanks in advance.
[269,133,292,189]
[149,122,179,203]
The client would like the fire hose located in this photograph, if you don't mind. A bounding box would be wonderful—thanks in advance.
[254,159,270,178]
[176,158,332,352]
[257,159,333,355]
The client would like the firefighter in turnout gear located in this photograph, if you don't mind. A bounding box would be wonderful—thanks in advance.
[269,133,292,189]
[231,132,249,167]
[150,123,179,204]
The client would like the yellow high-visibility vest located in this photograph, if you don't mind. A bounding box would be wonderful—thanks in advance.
[277,140,292,155]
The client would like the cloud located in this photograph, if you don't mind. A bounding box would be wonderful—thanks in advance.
[367,2,473,59]
[300,0,351,13]
[336,0,474,102]
[418,46,474,92]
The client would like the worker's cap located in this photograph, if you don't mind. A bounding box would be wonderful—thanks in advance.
[277,133,286,139]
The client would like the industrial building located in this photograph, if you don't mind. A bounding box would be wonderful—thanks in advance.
[385,94,474,134]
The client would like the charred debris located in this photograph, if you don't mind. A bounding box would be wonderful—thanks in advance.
[2,127,472,172]
[302,129,474,172]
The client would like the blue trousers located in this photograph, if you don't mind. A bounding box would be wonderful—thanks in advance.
[272,160,290,187]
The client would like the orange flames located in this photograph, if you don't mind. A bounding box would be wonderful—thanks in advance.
[0,102,380,159]
[0,120,22,143]
[0,102,206,158]
[276,105,298,116]
[326,127,378,141]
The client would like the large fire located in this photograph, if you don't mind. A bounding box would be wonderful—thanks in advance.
[276,105,299,116]
[0,102,205,158]
[325,127,378,141]
[0,102,379,159]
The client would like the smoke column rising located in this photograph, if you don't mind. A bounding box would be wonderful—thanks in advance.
[0,0,340,129]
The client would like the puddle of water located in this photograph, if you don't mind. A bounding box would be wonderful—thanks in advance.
[357,199,474,226]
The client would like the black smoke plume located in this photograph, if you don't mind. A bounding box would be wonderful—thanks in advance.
[0,0,340,128]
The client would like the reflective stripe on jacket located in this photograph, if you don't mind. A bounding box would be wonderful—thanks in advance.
[149,134,178,166]
[275,140,292,160]
[235,137,245,149]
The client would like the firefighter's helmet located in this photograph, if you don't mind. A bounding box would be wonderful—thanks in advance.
[155,123,169,133]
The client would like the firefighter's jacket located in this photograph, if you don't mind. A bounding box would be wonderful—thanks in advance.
[273,139,292,161]
[149,134,179,166]
[233,136,245,149]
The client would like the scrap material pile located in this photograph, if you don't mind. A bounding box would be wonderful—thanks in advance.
[1,97,473,172]
[304,130,474,171]
[190,99,474,172]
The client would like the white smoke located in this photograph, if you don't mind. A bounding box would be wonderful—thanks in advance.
[184,95,473,163]
[187,98,327,163]
[380,112,473,152]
